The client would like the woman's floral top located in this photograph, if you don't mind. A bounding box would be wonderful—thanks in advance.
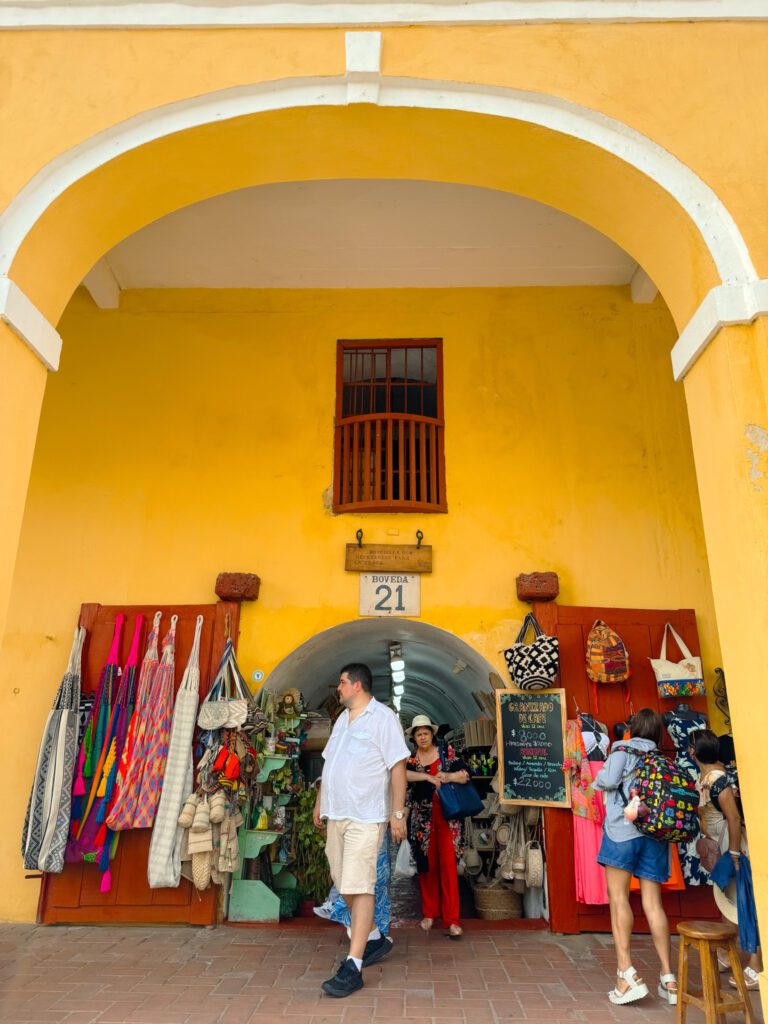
[406,744,467,873]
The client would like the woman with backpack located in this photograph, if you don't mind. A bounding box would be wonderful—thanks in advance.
[594,709,678,1006]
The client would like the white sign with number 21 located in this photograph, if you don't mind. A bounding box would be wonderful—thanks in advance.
[359,574,420,617]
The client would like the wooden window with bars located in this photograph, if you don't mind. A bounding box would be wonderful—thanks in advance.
[333,339,447,513]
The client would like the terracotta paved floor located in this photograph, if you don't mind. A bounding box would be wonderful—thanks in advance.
[0,923,762,1024]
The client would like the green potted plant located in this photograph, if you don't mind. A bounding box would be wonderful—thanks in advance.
[294,786,332,915]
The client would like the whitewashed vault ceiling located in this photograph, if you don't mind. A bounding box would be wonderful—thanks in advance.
[93,179,641,294]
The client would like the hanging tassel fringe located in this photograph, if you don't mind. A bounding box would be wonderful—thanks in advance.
[99,869,112,894]
[98,831,113,872]
[70,795,82,822]
[82,720,94,777]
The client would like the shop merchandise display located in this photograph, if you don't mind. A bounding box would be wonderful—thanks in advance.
[585,619,631,713]
[503,612,560,690]
[67,614,143,889]
[650,624,705,698]
[108,615,177,831]
[449,720,546,920]
[564,714,609,904]
[665,705,710,886]
[22,626,86,873]
[148,615,203,888]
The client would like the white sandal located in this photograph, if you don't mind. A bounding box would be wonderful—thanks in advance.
[608,967,649,1005]
[658,973,678,1004]
[729,966,760,990]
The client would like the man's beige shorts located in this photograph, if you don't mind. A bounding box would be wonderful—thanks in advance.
[325,819,387,895]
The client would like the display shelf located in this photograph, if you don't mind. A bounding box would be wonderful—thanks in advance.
[274,793,292,806]
[271,858,295,872]
[240,828,280,859]
[228,879,280,923]
[257,756,288,782]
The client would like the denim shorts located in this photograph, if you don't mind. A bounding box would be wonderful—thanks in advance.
[597,832,671,883]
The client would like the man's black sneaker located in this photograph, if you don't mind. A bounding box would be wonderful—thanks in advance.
[321,958,364,998]
[362,934,394,968]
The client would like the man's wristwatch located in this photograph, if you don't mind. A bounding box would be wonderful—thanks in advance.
[391,810,405,820]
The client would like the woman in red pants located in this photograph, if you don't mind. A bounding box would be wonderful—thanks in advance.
[405,714,470,939]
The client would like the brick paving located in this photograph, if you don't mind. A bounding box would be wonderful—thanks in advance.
[0,923,762,1024]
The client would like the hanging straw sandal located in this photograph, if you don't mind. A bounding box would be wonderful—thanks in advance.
[608,967,649,1005]
[658,973,678,1004]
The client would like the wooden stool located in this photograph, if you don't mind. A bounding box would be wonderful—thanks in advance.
[677,921,755,1024]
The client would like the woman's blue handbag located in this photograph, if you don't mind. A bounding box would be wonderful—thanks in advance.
[436,746,484,820]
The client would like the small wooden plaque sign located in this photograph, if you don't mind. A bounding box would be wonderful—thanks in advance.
[345,544,433,574]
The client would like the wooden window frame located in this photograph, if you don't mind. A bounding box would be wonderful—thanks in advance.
[333,338,447,514]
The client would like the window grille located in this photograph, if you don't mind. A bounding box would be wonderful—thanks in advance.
[333,339,446,513]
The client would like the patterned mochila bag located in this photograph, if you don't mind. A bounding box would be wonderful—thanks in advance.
[615,744,700,843]
[585,619,631,713]
[503,612,559,691]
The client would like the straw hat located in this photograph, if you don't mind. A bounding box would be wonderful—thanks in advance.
[405,714,439,737]
[714,879,738,925]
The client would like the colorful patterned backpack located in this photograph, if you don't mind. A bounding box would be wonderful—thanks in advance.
[615,744,700,843]
[585,619,631,712]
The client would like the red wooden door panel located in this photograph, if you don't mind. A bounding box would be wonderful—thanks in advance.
[38,601,239,925]
[535,603,716,934]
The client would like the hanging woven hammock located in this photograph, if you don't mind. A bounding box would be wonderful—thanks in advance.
[148,614,204,888]
[108,615,177,830]
[67,614,124,860]
[68,615,144,886]
[22,626,86,873]
[106,612,162,830]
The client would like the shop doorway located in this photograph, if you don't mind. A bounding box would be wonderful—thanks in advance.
[264,618,497,734]
[262,618,508,926]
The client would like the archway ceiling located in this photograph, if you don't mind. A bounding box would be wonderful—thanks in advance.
[99,179,637,291]
[10,105,719,325]
[263,618,497,731]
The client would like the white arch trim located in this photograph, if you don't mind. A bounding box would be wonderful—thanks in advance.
[0,55,763,377]
[1,0,767,28]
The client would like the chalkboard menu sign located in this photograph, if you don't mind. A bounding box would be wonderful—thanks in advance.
[495,688,570,808]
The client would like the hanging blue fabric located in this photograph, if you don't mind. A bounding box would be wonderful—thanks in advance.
[711,851,759,954]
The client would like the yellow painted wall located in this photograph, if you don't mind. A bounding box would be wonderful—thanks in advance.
[0,283,720,921]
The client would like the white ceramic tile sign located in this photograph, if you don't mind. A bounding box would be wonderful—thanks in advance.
[359,573,420,616]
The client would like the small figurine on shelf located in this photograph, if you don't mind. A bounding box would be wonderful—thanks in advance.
[277,688,303,726]
[254,805,270,830]
[273,805,286,832]
[274,731,289,755]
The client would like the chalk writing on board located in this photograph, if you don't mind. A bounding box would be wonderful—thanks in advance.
[496,689,568,806]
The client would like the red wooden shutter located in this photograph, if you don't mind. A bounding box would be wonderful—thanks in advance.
[333,339,447,513]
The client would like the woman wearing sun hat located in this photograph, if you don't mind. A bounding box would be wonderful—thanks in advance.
[405,714,469,939]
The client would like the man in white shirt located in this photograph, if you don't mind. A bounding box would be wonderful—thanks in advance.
[313,662,409,998]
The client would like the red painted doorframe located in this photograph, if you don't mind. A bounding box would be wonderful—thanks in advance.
[536,602,717,934]
[38,600,240,926]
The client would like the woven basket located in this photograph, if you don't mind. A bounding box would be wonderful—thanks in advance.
[191,851,212,891]
[473,883,522,920]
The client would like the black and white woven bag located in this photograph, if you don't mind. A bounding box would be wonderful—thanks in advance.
[503,612,560,691]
